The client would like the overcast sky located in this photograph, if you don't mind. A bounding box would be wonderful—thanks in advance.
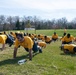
[0,0,76,21]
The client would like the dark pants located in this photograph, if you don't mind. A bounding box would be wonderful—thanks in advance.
[62,41,72,44]
[45,40,52,44]
[52,38,58,41]
[73,47,76,52]
[24,42,38,52]
[6,35,14,47]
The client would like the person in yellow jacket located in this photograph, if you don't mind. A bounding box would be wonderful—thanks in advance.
[43,36,52,44]
[61,33,74,44]
[28,34,34,40]
[10,32,17,40]
[60,44,76,54]
[0,35,7,50]
[60,33,66,41]
[13,33,42,60]
[37,34,44,40]
[52,32,58,41]
[74,37,76,41]
[64,28,67,34]
[32,34,37,38]
[37,41,46,48]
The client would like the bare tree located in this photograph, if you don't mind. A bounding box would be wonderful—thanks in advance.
[0,15,6,30]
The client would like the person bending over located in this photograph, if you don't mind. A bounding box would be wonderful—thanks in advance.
[60,44,76,54]
[13,33,42,60]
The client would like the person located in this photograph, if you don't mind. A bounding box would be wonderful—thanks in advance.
[61,33,74,44]
[43,36,52,44]
[10,32,16,40]
[52,32,58,42]
[64,28,67,34]
[74,37,76,42]
[62,33,67,38]
[0,32,14,50]
[37,34,44,40]
[3,31,14,47]
[13,33,42,60]
[32,34,37,38]
[28,34,34,40]
[37,41,46,48]
[60,33,66,41]
[0,34,7,50]
[60,44,76,54]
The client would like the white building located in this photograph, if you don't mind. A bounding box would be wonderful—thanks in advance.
[24,28,35,30]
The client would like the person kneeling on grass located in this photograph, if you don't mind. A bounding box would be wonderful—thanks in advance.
[61,33,74,44]
[13,33,42,60]
[60,44,76,54]
[43,36,52,44]
[52,32,58,42]
[37,41,46,48]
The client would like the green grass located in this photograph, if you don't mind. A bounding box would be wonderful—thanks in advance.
[16,29,76,37]
[0,29,76,75]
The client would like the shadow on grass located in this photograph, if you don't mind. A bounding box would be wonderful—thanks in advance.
[60,53,76,57]
[0,54,29,66]
[0,52,40,66]
[33,52,40,57]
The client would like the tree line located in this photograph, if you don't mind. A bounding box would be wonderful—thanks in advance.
[0,15,76,31]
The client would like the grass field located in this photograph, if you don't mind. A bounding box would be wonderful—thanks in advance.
[19,29,76,37]
[0,29,76,75]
